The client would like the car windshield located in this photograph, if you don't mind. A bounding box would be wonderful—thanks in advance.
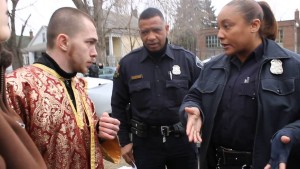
[99,67,115,74]
[98,67,116,80]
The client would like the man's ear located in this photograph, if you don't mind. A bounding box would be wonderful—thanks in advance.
[56,34,69,51]
[250,19,261,33]
[165,24,170,35]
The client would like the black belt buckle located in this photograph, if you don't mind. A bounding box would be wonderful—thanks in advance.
[161,126,171,136]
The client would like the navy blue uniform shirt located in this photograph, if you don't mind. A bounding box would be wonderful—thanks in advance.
[212,43,264,151]
[111,43,201,146]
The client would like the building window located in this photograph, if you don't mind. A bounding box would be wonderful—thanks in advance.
[206,35,221,48]
[276,29,283,43]
[105,38,109,56]
[42,33,46,42]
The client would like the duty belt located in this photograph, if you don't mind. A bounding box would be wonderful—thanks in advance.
[216,146,253,169]
[130,119,183,142]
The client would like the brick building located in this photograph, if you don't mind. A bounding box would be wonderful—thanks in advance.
[197,9,300,60]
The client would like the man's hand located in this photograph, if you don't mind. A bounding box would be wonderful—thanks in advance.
[98,112,120,140]
[185,107,202,143]
[264,129,296,169]
[121,143,135,167]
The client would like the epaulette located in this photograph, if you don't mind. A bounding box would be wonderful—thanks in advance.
[121,47,143,60]
[169,44,196,56]
[127,47,143,55]
[202,54,223,65]
[169,44,184,50]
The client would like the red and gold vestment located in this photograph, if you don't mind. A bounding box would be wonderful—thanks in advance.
[6,64,120,169]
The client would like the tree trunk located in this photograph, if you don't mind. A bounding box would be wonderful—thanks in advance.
[7,0,23,70]
[93,0,107,65]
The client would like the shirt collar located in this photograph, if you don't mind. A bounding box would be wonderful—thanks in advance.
[35,52,77,79]
[231,41,264,65]
[139,42,174,63]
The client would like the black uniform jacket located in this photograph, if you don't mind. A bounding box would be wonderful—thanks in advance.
[180,39,300,169]
[112,44,201,146]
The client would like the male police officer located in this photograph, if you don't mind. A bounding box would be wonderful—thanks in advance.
[111,7,201,169]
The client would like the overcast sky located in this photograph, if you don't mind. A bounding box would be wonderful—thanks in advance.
[9,0,300,36]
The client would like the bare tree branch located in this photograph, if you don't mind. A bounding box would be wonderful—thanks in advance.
[18,14,31,49]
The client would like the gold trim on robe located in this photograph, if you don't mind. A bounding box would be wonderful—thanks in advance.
[6,64,121,169]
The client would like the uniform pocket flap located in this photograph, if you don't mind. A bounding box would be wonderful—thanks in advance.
[166,80,188,89]
[129,81,151,93]
[199,81,218,94]
[261,78,294,95]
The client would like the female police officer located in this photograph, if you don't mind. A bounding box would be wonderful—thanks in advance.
[180,0,300,169]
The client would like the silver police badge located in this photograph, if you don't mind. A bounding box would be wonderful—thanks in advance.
[270,59,283,75]
[172,65,181,75]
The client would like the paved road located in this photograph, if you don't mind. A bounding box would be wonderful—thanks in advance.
[104,149,201,169]
[104,158,130,169]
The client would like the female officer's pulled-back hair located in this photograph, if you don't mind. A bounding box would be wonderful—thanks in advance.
[226,0,277,40]
[257,1,277,40]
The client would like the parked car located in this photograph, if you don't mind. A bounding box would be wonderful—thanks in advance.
[98,66,116,80]
[83,77,113,116]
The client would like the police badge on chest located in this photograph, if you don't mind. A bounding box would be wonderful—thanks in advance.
[172,65,181,75]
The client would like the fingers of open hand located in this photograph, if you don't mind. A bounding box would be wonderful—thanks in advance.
[186,122,201,143]
[195,130,202,143]
[186,118,194,141]
[192,126,202,143]
[185,107,200,133]
[264,162,286,169]
[185,107,202,143]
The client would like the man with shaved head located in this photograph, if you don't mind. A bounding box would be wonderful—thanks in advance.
[6,7,121,169]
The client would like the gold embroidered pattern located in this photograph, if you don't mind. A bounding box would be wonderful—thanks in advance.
[6,64,106,168]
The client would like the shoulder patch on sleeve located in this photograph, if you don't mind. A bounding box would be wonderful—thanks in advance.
[195,56,204,69]
[113,64,120,79]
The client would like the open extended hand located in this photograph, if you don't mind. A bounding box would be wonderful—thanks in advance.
[185,107,202,143]
[98,112,120,140]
